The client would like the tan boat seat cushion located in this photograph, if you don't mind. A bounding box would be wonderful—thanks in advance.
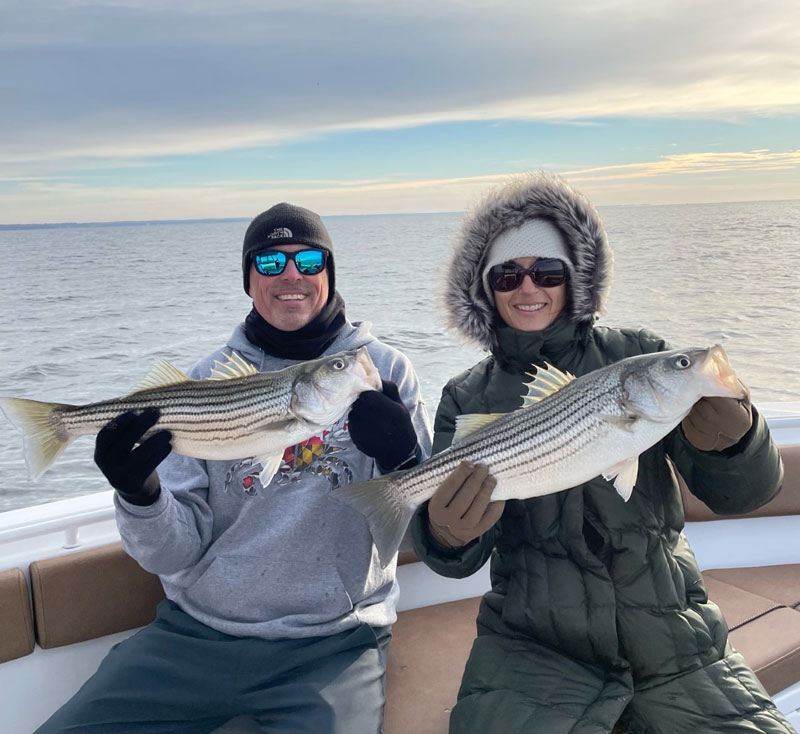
[705,565,800,610]
[384,596,480,734]
[704,566,800,695]
[0,567,35,663]
[397,550,420,566]
[29,542,165,649]
[682,444,800,522]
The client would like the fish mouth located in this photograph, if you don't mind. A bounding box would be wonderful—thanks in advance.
[355,347,382,391]
[700,345,745,399]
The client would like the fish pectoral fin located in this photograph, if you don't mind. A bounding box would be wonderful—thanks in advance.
[599,413,639,432]
[602,457,639,501]
[453,413,506,445]
[132,359,192,393]
[256,453,285,486]
[208,351,258,381]
[259,419,298,434]
[521,362,575,407]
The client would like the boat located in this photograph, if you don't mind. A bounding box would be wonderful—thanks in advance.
[1,401,800,734]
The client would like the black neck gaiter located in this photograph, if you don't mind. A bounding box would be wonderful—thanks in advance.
[244,291,347,361]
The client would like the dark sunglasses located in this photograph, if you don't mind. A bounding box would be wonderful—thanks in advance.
[487,258,568,292]
[253,249,328,276]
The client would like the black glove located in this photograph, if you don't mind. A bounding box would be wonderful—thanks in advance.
[348,381,419,472]
[94,408,172,506]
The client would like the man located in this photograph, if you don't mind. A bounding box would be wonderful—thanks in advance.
[37,203,432,734]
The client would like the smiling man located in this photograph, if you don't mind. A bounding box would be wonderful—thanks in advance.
[36,203,432,734]
[242,205,337,335]
[249,243,330,330]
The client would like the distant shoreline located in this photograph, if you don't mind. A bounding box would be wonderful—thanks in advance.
[1,199,797,230]
[0,217,250,231]
[0,211,465,231]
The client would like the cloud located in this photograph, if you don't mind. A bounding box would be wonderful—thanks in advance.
[2,149,797,223]
[2,0,799,166]
[565,150,800,181]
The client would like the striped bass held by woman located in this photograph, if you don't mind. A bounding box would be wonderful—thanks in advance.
[0,346,381,486]
[334,343,743,567]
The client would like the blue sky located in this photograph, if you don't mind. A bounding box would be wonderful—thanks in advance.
[2,0,799,223]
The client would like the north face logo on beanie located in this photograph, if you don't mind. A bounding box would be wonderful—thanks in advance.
[268,227,293,239]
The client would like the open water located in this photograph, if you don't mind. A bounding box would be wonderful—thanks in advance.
[1,200,799,512]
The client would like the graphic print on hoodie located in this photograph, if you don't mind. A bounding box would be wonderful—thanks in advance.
[224,415,356,495]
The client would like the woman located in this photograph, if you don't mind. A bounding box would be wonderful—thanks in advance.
[410,172,792,733]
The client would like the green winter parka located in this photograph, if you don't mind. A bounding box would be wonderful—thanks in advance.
[410,173,793,734]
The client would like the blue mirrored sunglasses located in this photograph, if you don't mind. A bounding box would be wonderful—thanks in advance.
[253,249,328,276]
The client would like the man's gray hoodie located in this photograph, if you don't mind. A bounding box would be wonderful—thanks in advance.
[115,320,432,639]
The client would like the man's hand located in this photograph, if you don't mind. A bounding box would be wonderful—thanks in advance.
[348,381,419,472]
[427,462,504,548]
[94,408,172,506]
[681,381,753,452]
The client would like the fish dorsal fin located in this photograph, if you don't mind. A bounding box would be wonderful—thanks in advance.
[521,362,576,407]
[209,351,258,380]
[453,413,506,445]
[132,359,191,392]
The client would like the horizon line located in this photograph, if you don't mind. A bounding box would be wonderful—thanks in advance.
[1,197,798,230]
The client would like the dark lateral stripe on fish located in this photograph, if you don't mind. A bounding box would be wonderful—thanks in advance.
[399,419,602,499]
[63,389,291,420]
[136,377,292,398]
[456,385,614,457]
[57,404,289,435]
[432,391,613,472]
[59,407,287,437]
[412,389,617,482]
[60,401,287,425]
[489,382,618,444]
[119,379,291,403]
[63,398,285,421]
[125,388,287,408]
[124,386,288,406]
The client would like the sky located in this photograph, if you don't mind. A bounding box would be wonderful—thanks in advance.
[2,0,799,224]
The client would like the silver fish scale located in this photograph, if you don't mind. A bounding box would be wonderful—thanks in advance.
[55,370,295,441]
[394,368,628,505]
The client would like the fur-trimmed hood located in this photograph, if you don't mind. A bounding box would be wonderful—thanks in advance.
[441,172,613,351]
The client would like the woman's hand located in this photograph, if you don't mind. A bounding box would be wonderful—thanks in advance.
[681,381,753,451]
[426,461,504,548]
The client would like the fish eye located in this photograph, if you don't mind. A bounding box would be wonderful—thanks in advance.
[674,355,692,370]
[331,358,345,371]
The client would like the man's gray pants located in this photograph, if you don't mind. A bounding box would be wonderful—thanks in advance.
[36,600,391,734]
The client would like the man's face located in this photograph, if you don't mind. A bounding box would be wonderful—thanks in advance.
[248,244,330,331]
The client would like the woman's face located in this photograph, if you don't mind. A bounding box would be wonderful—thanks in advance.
[493,257,567,331]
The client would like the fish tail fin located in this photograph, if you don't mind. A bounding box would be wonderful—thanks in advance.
[334,474,416,568]
[0,397,74,479]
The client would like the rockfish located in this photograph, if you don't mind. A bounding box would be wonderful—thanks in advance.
[335,345,744,567]
[0,348,381,485]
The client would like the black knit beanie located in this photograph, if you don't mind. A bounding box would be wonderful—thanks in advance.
[242,202,335,296]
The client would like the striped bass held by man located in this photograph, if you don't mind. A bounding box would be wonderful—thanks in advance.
[0,346,381,487]
[334,344,744,567]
